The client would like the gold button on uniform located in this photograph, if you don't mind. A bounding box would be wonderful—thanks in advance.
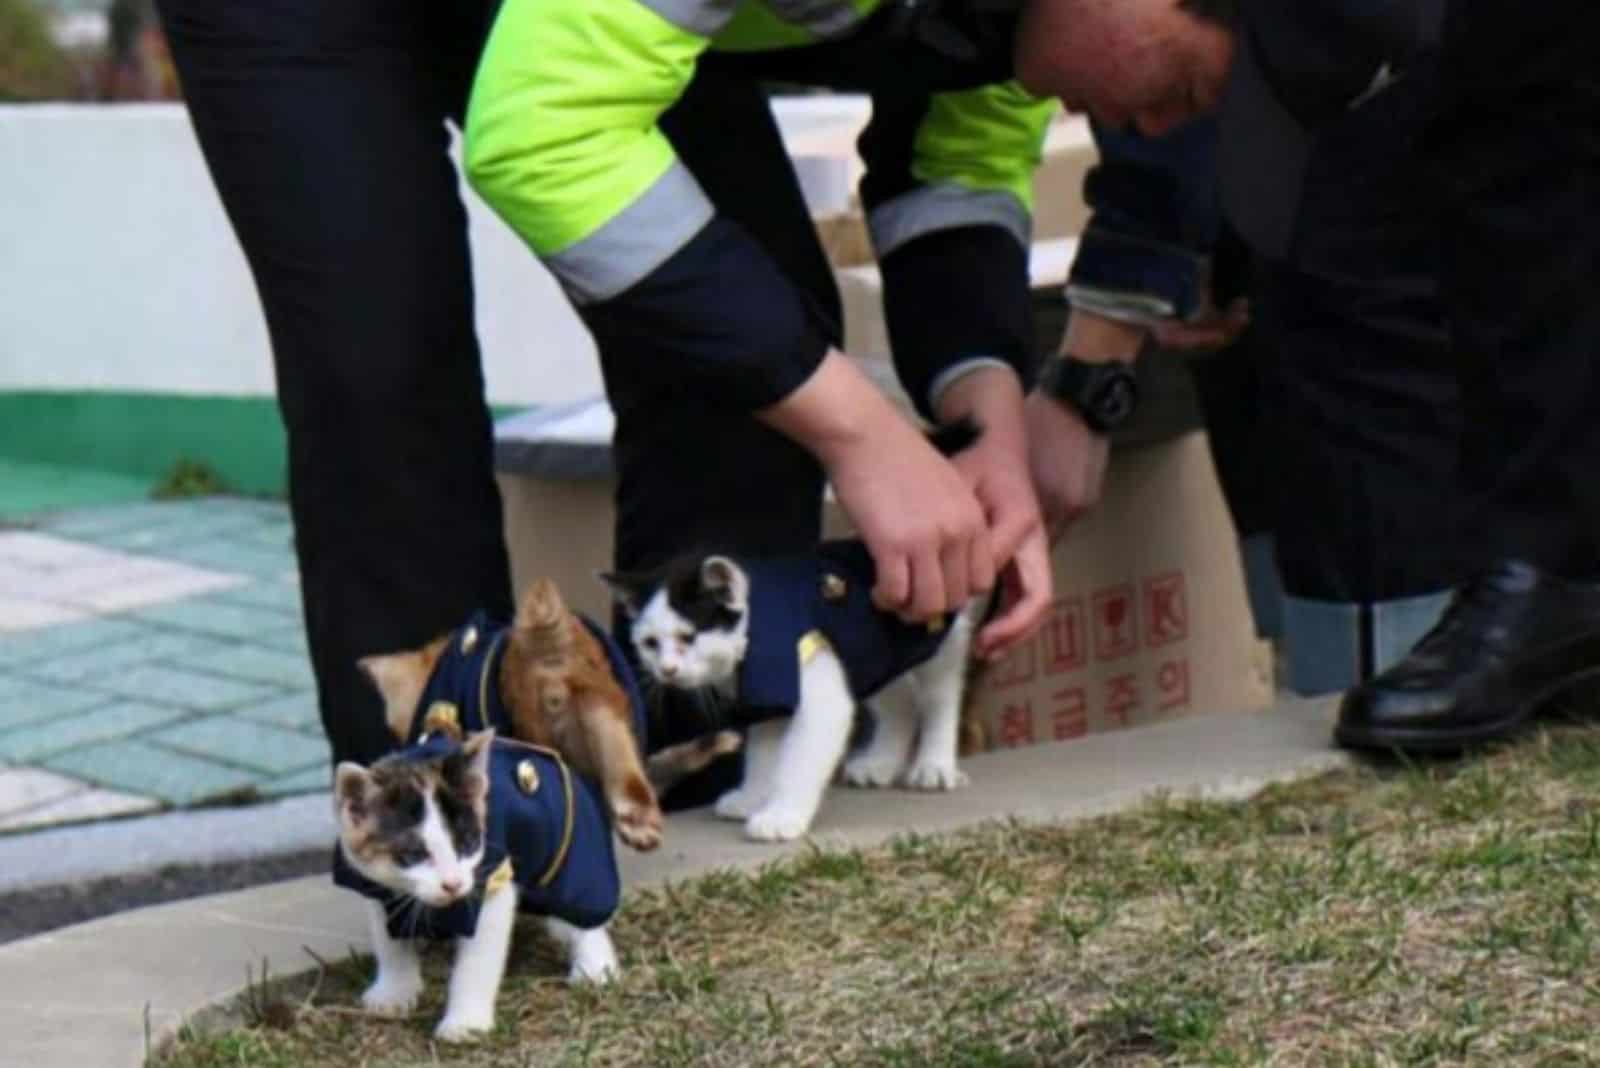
[459,625,479,654]
[516,759,540,794]
[820,573,848,601]
[422,701,461,740]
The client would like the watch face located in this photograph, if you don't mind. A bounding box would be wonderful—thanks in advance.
[1091,371,1138,427]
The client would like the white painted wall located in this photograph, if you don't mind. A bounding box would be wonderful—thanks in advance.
[0,98,873,407]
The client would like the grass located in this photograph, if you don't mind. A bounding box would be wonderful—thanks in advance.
[155,726,1600,1067]
[150,458,233,500]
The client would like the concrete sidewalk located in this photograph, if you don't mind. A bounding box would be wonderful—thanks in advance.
[0,697,1344,1068]
[1,497,325,835]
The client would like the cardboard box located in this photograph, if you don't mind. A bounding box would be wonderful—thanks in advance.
[495,404,1272,753]
[948,432,1274,754]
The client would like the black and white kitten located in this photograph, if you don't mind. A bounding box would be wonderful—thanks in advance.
[601,554,978,843]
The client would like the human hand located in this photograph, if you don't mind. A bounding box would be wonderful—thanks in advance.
[756,350,994,622]
[1024,389,1110,543]
[936,367,1053,660]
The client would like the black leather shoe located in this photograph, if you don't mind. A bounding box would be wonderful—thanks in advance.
[1335,559,1600,753]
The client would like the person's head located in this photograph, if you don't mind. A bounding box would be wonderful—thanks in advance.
[1014,0,1238,137]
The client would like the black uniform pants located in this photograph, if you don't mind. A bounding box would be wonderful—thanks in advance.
[1256,68,1465,605]
[1425,0,1600,578]
[155,0,837,770]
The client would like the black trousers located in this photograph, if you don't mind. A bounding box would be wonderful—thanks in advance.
[1424,0,1600,578]
[155,0,837,771]
[1188,70,1464,609]
[1255,68,1465,604]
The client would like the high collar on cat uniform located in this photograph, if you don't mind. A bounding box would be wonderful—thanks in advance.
[410,609,649,748]
[736,539,954,716]
[332,731,622,940]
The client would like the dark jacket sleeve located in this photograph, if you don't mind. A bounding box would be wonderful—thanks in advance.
[1066,118,1224,325]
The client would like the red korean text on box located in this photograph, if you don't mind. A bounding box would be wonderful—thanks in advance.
[1104,672,1141,729]
[1049,686,1089,740]
[1156,658,1191,710]
[997,700,1036,748]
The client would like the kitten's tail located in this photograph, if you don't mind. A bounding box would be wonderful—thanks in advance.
[644,730,743,793]
[515,576,575,661]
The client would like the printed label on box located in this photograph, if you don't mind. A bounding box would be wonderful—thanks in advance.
[1042,597,1087,675]
[1144,571,1189,648]
[1156,658,1191,710]
[997,700,1037,748]
[1093,584,1138,661]
[1104,672,1141,728]
[1048,686,1089,740]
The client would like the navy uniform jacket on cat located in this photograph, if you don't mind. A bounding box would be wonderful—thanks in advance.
[736,539,954,719]
[333,612,645,939]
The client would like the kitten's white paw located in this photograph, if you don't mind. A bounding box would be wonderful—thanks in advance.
[744,805,811,842]
[714,787,760,820]
[903,760,969,792]
[360,974,423,1016]
[433,1011,494,1043]
[568,943,620,985]
[840,753,901,788]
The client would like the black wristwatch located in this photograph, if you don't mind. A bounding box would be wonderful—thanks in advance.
[1036,354,1140,434]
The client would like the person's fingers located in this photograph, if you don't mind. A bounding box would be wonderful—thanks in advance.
[940,537,970,614]
[976,531,1053,658]
[967,524,997,599]
[871,545,911,614]
[906,544,948,622]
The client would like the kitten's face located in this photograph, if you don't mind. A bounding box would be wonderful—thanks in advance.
[602,555,750,689]
[335,730,492,908]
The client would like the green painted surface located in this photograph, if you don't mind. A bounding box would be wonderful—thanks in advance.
[0,391,289,498]
[0,458,150,517]
[0,391,531,516]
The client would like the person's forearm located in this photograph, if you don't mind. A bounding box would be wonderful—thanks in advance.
[754,348,906,466]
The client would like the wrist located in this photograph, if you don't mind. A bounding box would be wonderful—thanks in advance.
[755,348,897,466]
[1060,308,1145,365]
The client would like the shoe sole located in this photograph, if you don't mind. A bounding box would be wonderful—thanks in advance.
[1333,664,1600,755]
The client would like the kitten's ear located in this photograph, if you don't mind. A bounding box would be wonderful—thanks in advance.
[358,642,443,741]
[597,570,648,618]
[334,762,372,827]
[701,556,749,610]
[459,728,495,801]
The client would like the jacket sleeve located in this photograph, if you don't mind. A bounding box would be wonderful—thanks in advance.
[859,82,1059,420]
[1065,118,1224,326]
[463,0,831,410]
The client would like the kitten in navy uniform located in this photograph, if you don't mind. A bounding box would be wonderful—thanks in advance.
[602,552,979,842]
[334,724,738,1040]
[600,419,985,843]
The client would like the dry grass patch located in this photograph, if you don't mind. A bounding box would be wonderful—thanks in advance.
[155,726,1600,1067]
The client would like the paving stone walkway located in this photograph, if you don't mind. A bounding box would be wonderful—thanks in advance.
[0,497,328,834]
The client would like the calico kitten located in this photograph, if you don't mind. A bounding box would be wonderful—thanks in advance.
[361,577,667,850]
[334,725,736,1041]
[601,551,979,843]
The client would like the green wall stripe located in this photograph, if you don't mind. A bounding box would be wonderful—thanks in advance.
[0,391,289,497]
[0,392,529,503]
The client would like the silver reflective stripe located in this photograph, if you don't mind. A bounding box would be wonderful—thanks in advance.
[640,0,739,37]
[867,183,1030,258]
[546,160,715,305]
[767,0,863,37]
